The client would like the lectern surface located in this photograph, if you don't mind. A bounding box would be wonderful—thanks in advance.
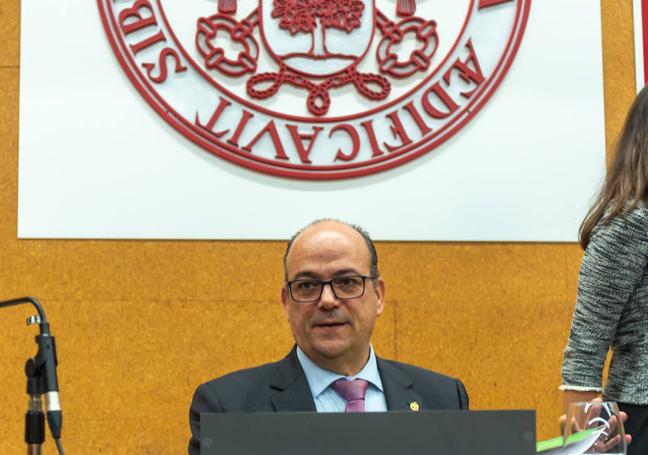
[201,410,535,455]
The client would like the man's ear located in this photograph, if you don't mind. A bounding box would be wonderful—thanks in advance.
[375,277,385,316]
[281,286,290,320]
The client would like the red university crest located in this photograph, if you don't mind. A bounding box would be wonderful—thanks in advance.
[98,0,530,179]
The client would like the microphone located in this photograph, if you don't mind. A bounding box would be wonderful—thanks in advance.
[0,296,64,453]
[32,318,62,440]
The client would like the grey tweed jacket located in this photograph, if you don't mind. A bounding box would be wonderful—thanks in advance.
[562,206,648,404]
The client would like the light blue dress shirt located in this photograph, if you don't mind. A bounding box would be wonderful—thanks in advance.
[296,346,388,412]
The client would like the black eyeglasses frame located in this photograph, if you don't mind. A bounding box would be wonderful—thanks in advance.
[286,275,377,303]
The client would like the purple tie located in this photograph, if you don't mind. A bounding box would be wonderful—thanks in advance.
[332,379,369,412]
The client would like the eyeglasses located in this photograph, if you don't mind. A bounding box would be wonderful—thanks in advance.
[287,275,376,303]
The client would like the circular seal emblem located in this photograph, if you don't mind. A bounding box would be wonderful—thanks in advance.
[98,0,530,179]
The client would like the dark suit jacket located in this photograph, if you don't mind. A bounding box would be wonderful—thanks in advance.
[188,347,468,454]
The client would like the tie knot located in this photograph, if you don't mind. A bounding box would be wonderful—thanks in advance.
[332,379,369,407]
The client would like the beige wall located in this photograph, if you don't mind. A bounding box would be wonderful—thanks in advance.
[0,1,636,452]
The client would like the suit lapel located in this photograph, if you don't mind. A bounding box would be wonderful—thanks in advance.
[269,347,317,412]
[267,350,422,412]
[377,357,423,411]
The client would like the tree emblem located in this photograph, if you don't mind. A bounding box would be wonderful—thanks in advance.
[271,0,365,56]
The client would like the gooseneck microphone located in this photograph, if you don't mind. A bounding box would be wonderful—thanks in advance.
[0,297,64,455]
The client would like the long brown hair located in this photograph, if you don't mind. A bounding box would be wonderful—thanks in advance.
[580,85,648,249]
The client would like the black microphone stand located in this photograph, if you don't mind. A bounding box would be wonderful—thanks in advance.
[0,297,64,455]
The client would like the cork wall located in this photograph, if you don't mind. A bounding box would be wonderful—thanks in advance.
[0,0,636,452]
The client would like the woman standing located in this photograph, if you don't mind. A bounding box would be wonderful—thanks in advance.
[562,86,648,453]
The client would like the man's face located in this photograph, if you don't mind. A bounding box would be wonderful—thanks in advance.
[281,222,385,374]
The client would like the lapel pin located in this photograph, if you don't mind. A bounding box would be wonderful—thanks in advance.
[409,401,420,412]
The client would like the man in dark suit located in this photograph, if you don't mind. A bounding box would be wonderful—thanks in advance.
[189,220,468,454]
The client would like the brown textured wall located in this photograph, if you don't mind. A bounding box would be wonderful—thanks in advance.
[0,0,636,452]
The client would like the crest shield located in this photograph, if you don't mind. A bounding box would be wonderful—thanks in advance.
[259,0,375,76]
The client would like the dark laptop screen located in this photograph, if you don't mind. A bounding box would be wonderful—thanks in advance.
[201,410,535,454]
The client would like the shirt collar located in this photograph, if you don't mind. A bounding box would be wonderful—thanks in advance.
[296,345,384,398]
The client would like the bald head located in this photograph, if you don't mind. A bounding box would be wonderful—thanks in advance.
[283,219,379,281]
[280,219,385,375]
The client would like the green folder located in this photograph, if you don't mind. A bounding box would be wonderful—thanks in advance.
[537,426,605,453]
[536,435,563,452]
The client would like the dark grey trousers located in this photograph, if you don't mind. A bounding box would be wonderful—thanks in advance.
[619,402,648,455]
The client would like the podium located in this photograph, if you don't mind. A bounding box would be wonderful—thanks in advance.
[200,410,536,454]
